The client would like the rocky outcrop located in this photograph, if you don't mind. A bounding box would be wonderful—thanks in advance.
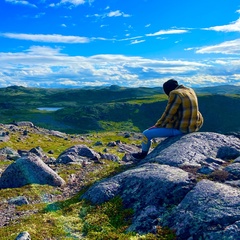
[163,179,240,240]
[81,163,196,233]
[1,126,240,238]
[0,154,65,189]
[81,132,240,238]
[0,146,20,160]
[13,121,34,128]
[143,132,240,169]
[56,145,101,164]
[8,196,29,206]
[55,144,121,164]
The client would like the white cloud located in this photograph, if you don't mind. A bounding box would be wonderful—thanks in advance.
[25,46,65,55]
[119,36,143,41]
[146,29,188,37]
[177,75,229,88]
[0,46,239,88]
[1,33,90,43]
[5,0,37,7]
[107,10,131,18]
[204,18,240,32]
[130,39,145,45]
[196,38,240,55]
[50,0,94,8]
[87,10,131,18]
[59,0,85,6]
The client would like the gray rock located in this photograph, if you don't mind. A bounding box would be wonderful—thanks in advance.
[94,141,103,146]
[80,132,240,237]
[144,132,240,170]
[56,145,100,164]
[202,220,240,240]
[0,146,20,160]
[15,231,31,240]
[234,156,240,163]
[127,205,162,234]
[0,132,10,142]
[8,196,29,206]
[14,121,34,127]
[0,154,65,189]
[197,165,215,174]
[225,180,240,187]
[224,163,240,180]
[81,163,195,233]
[49,130,67,138]
[122,153,134,162]
[29,146,45,158]
[107,141,117,147]
[163,180,240,240]
[118,143,140,154]
[100,153,120,162]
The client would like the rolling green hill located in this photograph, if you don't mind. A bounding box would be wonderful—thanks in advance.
[0,85,239,134]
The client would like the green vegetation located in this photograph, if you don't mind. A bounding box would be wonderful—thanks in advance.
[0,128,176,239]
[0,85,239,134]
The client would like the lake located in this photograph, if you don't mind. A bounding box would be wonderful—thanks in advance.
[37,107,62,111]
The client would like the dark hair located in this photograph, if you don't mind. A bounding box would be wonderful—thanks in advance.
[163,79,179,96]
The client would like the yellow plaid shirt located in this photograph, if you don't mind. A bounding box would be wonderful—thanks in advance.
[155,85,203,133]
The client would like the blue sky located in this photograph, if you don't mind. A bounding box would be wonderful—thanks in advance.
[0,0,240,88]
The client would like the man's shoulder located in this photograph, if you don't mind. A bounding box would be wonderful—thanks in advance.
[172,85,186,94]
[172,86,196,97]
[175,85,194,92]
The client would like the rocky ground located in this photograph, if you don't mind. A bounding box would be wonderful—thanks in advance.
[1,122,240,239]
[0,122,142,230]
[0,162,105,228]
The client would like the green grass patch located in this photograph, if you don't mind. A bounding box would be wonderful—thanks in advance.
[99,121,140,132]
[0,184,61,203]
[125,94,168,104]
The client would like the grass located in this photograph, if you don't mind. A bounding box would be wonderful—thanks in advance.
[0,125,177,239]
[0,125,141,159]
[99,120,140,132]
[125,94,168,104]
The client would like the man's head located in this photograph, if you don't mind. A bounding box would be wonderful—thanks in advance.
[163,79,179,96]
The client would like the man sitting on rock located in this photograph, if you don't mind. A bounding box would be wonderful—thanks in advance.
[132,79,204,160]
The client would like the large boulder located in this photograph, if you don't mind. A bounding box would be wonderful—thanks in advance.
[81,132,240,237]
[143,132,240,169]
[163,180,240,240]
[0,154,65,189]
[81,163,195,233]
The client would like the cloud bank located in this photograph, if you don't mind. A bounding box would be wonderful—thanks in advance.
[0,46,239,88]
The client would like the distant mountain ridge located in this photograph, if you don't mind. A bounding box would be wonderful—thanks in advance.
[2,84,240,94]
[195,84,240,94]
[67,84,240,94]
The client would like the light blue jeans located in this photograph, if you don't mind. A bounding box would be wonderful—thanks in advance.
[141,127,182,152]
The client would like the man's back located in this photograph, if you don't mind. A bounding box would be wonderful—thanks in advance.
[156,85,203,133]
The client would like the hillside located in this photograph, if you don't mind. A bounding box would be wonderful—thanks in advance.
[195,84,240,94]
[0,85,239,134]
